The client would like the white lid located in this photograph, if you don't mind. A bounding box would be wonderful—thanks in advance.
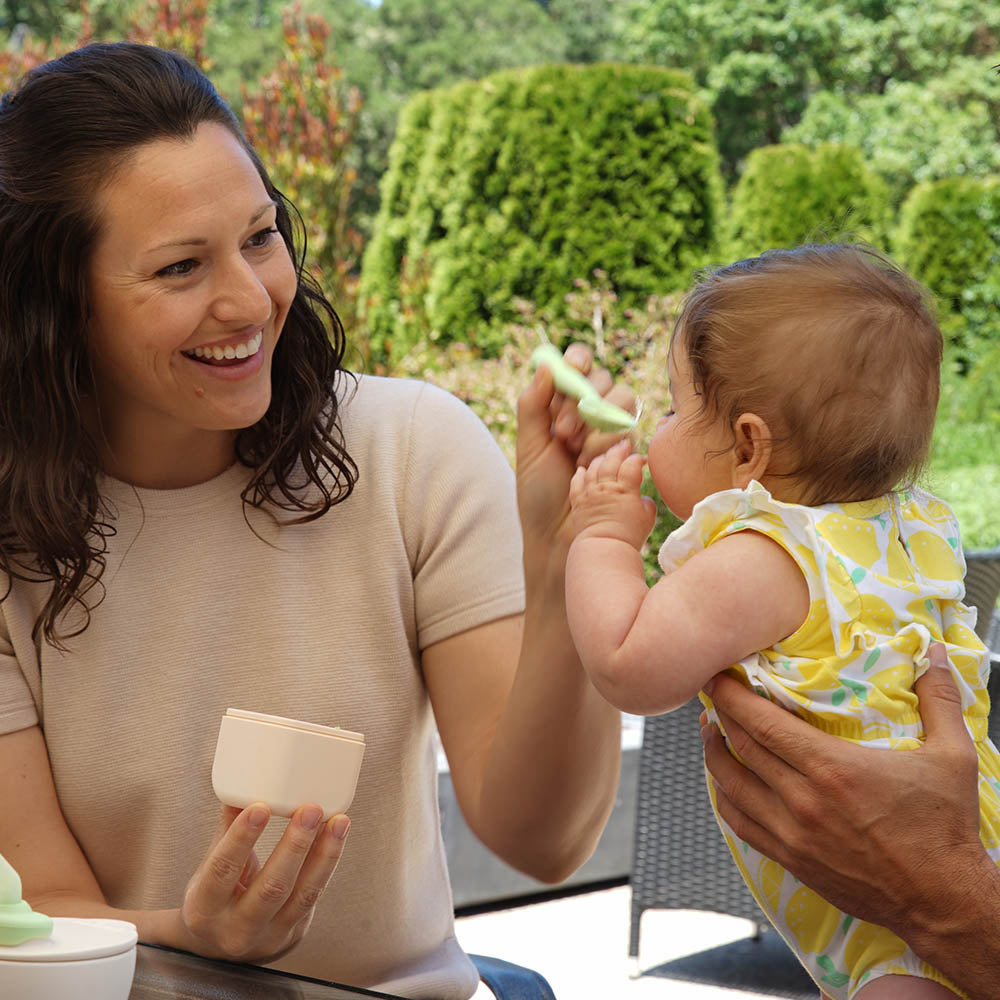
[225,708,364,743]
[0,917,137,962]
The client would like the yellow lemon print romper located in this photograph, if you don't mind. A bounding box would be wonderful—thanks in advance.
[658,481,999,1000]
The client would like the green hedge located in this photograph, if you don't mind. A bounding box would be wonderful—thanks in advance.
[895,176,1000,325]
[359,63,724,359]
[725,143,890,260]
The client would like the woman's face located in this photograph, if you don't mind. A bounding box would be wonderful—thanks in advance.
[86,122,297,486]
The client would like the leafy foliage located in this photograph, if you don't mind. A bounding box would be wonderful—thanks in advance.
[726,143,890,259]
[359,63,723,362]
[895,176,1000,347]
[783,59,1000,206]
[239,4,363,325]
[611,0,1000,178]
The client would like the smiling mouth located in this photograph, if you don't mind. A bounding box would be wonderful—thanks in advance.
[183,330,263,366]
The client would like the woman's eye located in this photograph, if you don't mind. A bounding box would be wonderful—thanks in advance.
[246,226,279,249]
[157,258,198,278]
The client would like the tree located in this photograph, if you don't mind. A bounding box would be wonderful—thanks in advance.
[610,0,1000,177]
[784,56,1000,206]
[307,0,571,234]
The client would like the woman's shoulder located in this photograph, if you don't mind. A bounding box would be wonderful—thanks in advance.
[339,373,473,422]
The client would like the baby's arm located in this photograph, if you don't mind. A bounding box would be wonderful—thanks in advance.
[566,444,809,715]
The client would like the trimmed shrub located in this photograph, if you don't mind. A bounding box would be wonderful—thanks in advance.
[895,175,1000,326]
[725,143,891,260]
[359,62,724,360]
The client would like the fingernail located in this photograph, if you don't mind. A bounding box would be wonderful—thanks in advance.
[248,806,269,830]
[300,805,323,831]
[331,815,351,840]
[703,678,716,696]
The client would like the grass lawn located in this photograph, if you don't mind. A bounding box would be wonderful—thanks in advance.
[925,419,1000,553]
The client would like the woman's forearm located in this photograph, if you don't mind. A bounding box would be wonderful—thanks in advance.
[28,890,185,948]
[478,554,622,884]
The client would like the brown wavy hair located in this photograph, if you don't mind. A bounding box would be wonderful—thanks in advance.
[672,243,944,506]
[0,42,358,647]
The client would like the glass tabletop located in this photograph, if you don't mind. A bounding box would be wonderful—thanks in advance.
[131,943,407,1000]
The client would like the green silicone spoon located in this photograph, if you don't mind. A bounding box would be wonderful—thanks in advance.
[530,343,638,432]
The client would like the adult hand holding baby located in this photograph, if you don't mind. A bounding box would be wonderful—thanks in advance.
[702,642,1000,999]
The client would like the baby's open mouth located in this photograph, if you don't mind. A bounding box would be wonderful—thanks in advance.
[183,330,263,366]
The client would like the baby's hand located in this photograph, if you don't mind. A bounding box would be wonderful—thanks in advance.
[569,440,657,550]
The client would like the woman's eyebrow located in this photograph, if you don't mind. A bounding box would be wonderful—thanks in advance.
[145,201,277,253]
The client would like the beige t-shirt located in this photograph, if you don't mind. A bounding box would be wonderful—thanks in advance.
[0,375,526,999]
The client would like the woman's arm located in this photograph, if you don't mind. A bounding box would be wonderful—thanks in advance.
[1,724,349,963]
[424,348,629,884]
[702,646,1000,999]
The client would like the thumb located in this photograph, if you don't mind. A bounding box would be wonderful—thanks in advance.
[915,642,967,747]
[516,364,556,467]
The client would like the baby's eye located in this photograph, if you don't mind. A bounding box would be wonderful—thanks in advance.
[246,226,279,249]
[157,258,198,278]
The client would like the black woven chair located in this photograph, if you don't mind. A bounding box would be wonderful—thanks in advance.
[966,546,1000,745]
[627,697,765,967]
[965,545,1000,645]
[628,548,1000,966]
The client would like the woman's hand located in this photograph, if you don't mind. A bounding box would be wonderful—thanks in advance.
[701,642,985,935]
[516,343,637,559]
[176,803,350,963]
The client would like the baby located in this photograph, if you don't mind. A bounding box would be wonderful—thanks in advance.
[565,243,998,1000]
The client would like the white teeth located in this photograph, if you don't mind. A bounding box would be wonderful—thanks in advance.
[188,331,263,361]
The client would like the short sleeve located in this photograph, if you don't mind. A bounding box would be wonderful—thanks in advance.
[400,382,525,650]
[0,605,40,734]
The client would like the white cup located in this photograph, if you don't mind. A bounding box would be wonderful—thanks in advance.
[212,708,365,820]
[0,917,137,999]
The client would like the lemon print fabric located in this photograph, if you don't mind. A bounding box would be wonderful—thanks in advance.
[659,480,989,742]
[660,480,995,997]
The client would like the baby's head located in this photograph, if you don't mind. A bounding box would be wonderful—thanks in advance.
[670,243,944,506]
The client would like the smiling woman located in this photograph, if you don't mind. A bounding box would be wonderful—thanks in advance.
[0,41,628,1000]
[85,123,297,487]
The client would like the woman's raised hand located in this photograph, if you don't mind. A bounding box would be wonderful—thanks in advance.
[516,343,637,555]
[176,803,350,964]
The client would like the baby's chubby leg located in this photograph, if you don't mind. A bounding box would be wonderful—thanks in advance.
[850,974,960,999]
[568,439,657,549]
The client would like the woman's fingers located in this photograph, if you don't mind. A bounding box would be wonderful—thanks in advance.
[184,803,270,930]
[239,805,325,920]
[274,814,351,929]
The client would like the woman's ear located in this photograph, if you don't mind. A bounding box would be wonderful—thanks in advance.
[730,412,773,489]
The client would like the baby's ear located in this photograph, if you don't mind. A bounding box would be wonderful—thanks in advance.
[730,412,773,489]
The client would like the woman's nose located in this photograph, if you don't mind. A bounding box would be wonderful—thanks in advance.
[211,257,272,326]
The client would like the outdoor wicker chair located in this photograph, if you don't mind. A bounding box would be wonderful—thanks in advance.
[627,696,766,968]
[965,546,1000,745]
[628,546,1000,966]
[965,545,1000,645]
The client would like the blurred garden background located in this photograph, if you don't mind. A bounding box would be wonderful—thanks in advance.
[3,0,997,574]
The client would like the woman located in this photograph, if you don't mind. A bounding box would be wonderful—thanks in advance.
[0,42,626,998]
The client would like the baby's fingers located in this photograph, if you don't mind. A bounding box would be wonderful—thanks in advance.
[594,439,633,482]
[618,451,646,490]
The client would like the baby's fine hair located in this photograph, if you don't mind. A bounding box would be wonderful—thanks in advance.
[673,243,944,506]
